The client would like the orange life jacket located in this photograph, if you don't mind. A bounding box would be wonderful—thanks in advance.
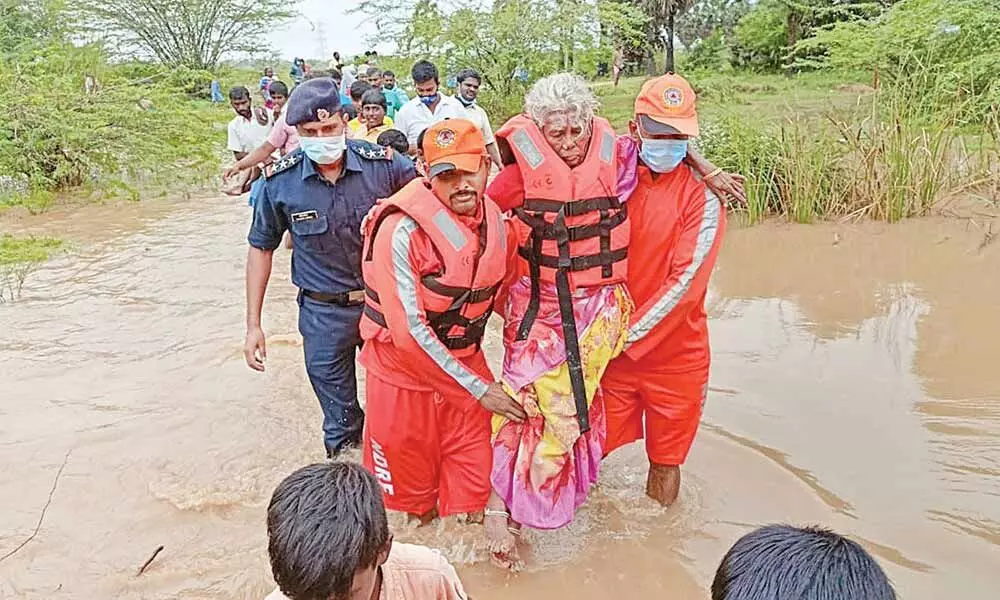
[495,114,629,291]
[360,179,506,356]
[495,115,628,433]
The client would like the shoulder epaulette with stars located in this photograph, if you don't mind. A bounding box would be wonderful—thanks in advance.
[267,150,304,178]
[349,140,391,161]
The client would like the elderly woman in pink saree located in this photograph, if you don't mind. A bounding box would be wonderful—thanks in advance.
[484,73,639,569]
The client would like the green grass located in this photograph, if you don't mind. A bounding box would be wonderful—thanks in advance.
[0,234,62,264]
[595,71,870,132]
[0,189,55,213]
[594,70,999,224]
[0,234,63,302]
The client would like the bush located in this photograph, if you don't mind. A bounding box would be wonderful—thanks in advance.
[799,0,1000,123]
[0,234,63,302]
[0,42,226,199]
[731,0,788,71]
[699,83,998,224]
[682,30,732,73]
[0,0,228,203]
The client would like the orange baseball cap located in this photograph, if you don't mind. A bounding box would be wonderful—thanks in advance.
[421,118,487,177]
[633,73,699,137]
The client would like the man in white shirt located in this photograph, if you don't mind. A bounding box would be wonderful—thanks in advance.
[392,60,467,155]
[226,85,274,161]
[455,68,503,170]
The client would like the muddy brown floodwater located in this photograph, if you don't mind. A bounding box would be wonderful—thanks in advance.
[1,195,998,599]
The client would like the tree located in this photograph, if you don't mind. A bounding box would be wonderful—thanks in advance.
[801,0,999,121]
[75,0,297,70]
[358,0,417,46]
[732,0,896,72]
[1,0,68,56]
[674,0,752,48]
[400,0,446,56]
[437,0,562,115]
[1,1,223,195]
[633,0,695,73]
[598,0,651,50]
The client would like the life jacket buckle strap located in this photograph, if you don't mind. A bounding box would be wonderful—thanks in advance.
[515,230,544,342]
[522,196,620,216]
[516,246,628,271]
[363,303,388,328]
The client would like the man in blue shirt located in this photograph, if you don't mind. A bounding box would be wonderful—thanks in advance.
[244,77,417,457]
[381,70,409,120]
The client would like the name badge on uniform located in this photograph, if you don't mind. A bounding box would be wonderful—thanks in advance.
[291,210,319,223]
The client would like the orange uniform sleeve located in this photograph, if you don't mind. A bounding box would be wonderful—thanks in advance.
[485,162,525,212]
[369,215,491,405]
[624,188,725,362]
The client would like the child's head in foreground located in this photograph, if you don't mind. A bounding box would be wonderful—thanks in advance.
[268,462,391,600]
[712,525,896,600]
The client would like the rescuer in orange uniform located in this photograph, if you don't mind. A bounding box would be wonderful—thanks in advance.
[359,118,525,522]
[602,74,727,507]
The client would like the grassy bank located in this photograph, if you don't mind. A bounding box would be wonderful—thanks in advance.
[597,72,999,224]
[0,234,63,302]
[0,1,240,213]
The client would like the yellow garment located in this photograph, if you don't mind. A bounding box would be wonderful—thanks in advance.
[358,125,393,144]
[348,115,393,135]
[490,284,631,528]
[493,285,630,441]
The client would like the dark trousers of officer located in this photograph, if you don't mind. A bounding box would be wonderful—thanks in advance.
[297,293,364,456]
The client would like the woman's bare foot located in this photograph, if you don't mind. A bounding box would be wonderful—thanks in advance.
[484,493,522,571]
[647,463,681,506]
[457,511,484,525]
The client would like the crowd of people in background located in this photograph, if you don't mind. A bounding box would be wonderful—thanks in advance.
[222,52,503,202]
[219,50,899,600]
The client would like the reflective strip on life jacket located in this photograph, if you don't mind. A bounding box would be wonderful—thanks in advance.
[627,190,721,346]
[497,115,627,434]
[385,217,490,399]
[361,180,505,354]
[498,115,627,286]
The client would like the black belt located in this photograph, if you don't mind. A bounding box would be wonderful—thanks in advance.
[303,289,366,306]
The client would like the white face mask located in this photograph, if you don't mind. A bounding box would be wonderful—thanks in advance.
[299,134,346,164]
[639,136,689,173]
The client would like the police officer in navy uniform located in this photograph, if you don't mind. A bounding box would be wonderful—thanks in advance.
[244,77,417,457]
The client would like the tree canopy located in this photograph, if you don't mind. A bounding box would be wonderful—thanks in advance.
[75,0,297,70]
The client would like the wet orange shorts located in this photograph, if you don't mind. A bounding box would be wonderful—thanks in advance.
[362,371,492,516]
[602,355,708,466]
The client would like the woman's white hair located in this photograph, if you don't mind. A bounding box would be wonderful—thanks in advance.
[524,72,600,130]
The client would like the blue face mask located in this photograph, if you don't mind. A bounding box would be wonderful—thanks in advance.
[420,93,439,107]
[639,137,688,173]
[299,134,346,165]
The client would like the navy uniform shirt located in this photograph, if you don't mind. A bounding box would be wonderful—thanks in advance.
[248,140,417,293]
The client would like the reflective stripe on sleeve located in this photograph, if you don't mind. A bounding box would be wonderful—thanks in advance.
[627,191,721,344]
[391,217,490,399]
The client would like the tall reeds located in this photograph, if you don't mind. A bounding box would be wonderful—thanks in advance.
[699,73,999,223]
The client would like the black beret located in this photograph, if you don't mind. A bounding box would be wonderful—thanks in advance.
[285,78,342,126]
